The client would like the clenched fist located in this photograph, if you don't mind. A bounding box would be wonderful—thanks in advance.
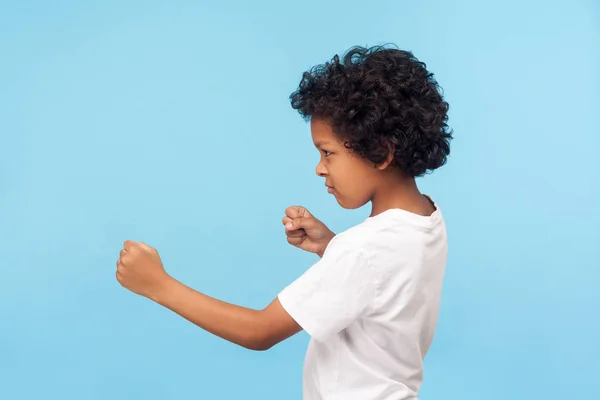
[116,240,171,301]
[283,206,335,257]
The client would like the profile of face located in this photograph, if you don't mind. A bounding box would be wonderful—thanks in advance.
[311,118,383,209]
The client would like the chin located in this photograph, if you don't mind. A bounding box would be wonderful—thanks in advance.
[336,197,365,210]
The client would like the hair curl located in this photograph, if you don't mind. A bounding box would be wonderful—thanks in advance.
[290,44,453,177]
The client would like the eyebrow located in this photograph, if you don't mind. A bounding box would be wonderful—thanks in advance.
[314,141,331,148]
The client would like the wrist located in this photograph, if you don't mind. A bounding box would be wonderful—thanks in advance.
[149,274,178,304]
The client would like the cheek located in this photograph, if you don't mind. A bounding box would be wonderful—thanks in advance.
[343,166,375,200]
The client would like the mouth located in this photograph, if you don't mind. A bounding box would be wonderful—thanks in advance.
[326,185,335,194]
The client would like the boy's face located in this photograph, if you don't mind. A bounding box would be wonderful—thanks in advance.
[310,118,378,209]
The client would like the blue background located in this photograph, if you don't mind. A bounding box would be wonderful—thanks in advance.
[1,0,598,398]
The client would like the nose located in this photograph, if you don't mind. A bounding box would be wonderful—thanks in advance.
[316,159,327,177]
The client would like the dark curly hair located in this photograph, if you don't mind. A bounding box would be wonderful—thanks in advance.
[290,44,453,177]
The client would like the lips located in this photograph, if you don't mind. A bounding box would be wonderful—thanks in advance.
[326,185,335,194]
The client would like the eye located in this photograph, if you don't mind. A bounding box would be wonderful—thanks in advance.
[322,149,332,157]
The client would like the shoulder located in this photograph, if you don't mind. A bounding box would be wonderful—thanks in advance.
[323,222,377,256]
[324,219,414,257]
[324,217,443,273]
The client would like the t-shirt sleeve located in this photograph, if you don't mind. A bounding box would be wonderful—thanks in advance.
[277,239,375,342]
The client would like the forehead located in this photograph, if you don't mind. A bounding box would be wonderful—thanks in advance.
[310,118,339,146]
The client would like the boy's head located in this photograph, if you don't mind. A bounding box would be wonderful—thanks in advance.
[290,45,453,209]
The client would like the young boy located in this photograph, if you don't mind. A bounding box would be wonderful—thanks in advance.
[116,44,452,399]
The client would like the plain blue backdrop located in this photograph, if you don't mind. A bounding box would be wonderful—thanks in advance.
[1,0,598,399]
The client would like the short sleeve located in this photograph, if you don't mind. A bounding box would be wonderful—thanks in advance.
[277,239,375,342]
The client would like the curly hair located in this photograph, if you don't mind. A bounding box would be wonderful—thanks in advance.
[290,44,453,177]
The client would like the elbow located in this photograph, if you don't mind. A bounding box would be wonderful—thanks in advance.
[244,333,277,351]
[246,343,270,351]
[246,338,274,351]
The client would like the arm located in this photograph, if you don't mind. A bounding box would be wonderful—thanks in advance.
[116,240,302,351]
[153,277,302,351]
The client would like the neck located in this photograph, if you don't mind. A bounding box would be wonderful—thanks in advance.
[369,171,430,217]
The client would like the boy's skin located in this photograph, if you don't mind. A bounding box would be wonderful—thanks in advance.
[116,118,436,350]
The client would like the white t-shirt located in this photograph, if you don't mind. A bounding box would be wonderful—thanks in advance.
[278,199,448,400]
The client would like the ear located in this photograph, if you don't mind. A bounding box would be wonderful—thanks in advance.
[376,142,395,170]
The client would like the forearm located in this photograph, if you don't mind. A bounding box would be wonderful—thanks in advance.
[317,234,336,258]
[152,277,268,350]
